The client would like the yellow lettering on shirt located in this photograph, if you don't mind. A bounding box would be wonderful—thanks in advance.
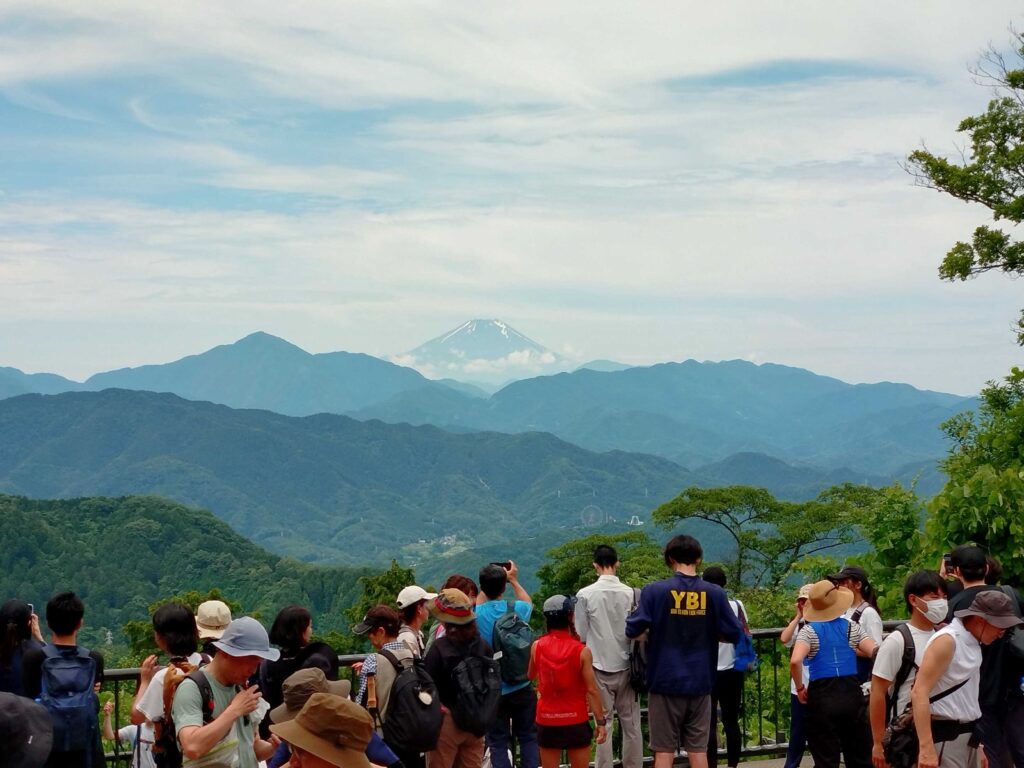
[671,590,686,610]
[668,591,708,616]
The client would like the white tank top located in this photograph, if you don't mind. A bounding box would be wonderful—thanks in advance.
[923,619,981,722]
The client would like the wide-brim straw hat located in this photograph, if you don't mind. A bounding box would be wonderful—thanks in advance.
[801,580,855,622]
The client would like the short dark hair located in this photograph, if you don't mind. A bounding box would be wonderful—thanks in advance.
[903,570,948,612]
[664,535,702,567]
[270,605,312,650]
[479,564,508,600]
[363,605,401,637]
[951,545,987,581]
[46,592,84,636]
[593,545,618,569]
[702,566,727,588]
[442,574,478,599]
[153,603,199,657]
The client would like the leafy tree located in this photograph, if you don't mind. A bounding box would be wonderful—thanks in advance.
[907,32,1024,344]
[651,485,867,591]
[533,531,666,623]
[927,368,1024,582]
[121,589,243,659]
[344,560,417,628]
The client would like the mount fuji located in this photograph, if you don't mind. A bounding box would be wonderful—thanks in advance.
[395,319,569,384]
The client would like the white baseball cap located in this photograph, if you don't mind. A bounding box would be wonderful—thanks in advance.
[396,586,437,609]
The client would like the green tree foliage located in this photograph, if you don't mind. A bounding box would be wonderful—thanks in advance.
[651,485,866,591]
[0,494,368,649]
[907,33,1024,344]
[928,369,1024,582]
[121,589,243,660]
[820,483,929,616]
[533,532,665,615]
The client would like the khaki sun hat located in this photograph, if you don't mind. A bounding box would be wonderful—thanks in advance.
[801,580,855,622]
[270,693,373,768]
[196,600,232,640]
[270,668,352,724]
[427,589,476,625]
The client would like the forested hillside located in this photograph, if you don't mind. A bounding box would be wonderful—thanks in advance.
[0,494,368,647]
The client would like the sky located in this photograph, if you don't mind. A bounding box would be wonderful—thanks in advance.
[1,1,1023,395]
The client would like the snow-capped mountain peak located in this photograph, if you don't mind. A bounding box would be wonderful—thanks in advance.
[395,319,567,384]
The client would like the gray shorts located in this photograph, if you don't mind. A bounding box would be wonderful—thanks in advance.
[648,692,711,753]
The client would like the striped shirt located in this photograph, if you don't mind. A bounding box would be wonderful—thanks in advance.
[796,620,866,659]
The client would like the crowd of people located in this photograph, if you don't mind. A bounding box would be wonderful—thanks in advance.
[1,538,1023,768]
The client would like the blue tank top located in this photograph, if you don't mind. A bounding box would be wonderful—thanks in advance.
[807,618,857,682]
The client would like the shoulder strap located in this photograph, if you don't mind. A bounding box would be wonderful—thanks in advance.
[887,624,917,722]
[40,644,59,660]
[929,678,969,705]
[631,587,640,612]
[379,648,406,673]
[505,600,516,616]
[185,669,217,725]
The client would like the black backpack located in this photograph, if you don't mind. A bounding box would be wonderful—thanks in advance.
[153,668,217,768]
[38,645,99,762]
[886,624,917,724]
[627,588,648,694]
[449,654,502,736]
[491,601,533,685]
[379,649,443,754]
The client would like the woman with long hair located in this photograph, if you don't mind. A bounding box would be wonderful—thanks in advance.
[830,566,883,683]
[0,599,44,696]
[424,589,496,768]
[529,595,607,768]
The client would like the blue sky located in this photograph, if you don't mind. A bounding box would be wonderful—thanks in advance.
[1,1,1022,394]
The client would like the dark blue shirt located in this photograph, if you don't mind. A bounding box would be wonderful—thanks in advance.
[0,638,43,696]
[625,572,742,696]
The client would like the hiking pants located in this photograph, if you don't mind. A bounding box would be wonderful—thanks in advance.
[805,676,871,768]
[486,686,539,768]
[783,693,807,768]
[594,668,642,768]
[709,669,744,768]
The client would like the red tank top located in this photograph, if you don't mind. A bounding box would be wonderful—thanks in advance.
[534,629,588,725]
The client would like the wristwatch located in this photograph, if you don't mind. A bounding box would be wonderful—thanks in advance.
[595,718,607,726]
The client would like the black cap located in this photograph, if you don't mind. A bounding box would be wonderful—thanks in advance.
[828,565,869,585]
[0,692,53,767]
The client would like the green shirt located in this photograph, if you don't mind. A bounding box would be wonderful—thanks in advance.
[171,670,255,768]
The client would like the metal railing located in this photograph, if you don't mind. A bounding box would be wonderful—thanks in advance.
[101,624,900,766]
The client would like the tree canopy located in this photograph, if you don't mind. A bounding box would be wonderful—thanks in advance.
[650,485,866,590]
[907,31,1024,344]
[928,368,1024,582]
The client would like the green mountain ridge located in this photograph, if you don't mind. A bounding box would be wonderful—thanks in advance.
[0,493,367,648]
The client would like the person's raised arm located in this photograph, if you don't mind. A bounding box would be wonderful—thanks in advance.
[780,602,803,646]
[912,634,955,768]
[580,647,607,745]
[175,681,263,761]
[130,655,159,726]
[507,561,531,605]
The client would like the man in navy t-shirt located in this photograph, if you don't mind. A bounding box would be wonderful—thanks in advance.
[626,535,742,768]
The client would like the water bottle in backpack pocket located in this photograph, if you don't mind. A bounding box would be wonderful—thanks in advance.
[39,645,99,757]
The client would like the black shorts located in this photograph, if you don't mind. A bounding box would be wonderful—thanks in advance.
[537,721,593,750]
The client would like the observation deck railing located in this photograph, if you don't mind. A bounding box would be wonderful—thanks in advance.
[100,622,901,766]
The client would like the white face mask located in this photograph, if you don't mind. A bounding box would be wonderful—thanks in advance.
[917,597,948,623]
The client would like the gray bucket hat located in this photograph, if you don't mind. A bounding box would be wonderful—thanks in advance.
[953,590,1024,629]
[213,616,281,660]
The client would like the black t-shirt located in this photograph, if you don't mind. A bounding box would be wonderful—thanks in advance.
[423,633,492,711]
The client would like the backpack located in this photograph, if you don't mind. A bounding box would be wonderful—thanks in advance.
[999,585,1024,659]
[378,649,443,754]
[885,624,917,724]
[850,603,875,683]
[38,644,99,761]
[627,588,648,694]
[732,602,759,673]
[449,653,502,736]
[152,667,216,768]
[491,601,533,685]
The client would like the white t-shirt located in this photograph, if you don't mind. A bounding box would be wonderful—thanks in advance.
[717,599,745,671]
[872,623,935,715]
[924,619,982,723]
[135,653,204,768]
[845,602,883,645]
[783,620,810,695]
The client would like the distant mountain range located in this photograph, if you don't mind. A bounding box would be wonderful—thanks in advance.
[0,390,923,579]
[0,327,973,481]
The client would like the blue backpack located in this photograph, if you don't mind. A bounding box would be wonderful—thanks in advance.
[732,602,759,673]
[39,644,99,762]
